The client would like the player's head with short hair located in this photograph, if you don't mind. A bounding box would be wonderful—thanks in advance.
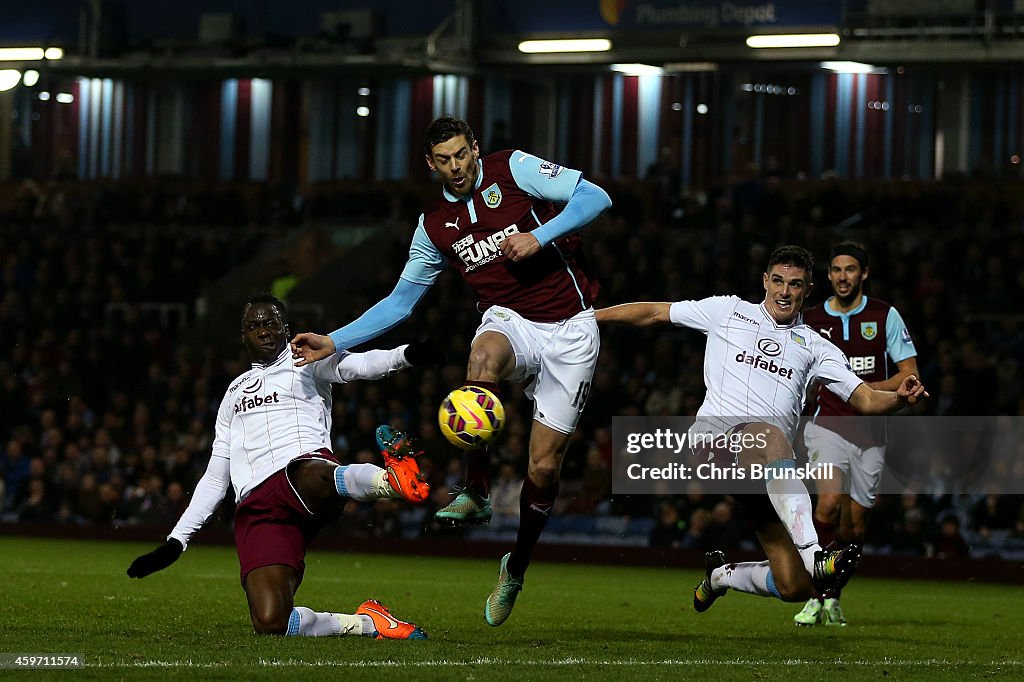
[763,245,814,324]
[828,240,870,305]
[242,292,287,325]
[766,245,814,279]
[424,115,481,198]
[424,116,476,155]
[240,292,289,363]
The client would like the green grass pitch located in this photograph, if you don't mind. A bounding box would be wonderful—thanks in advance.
[2,536,1022,680]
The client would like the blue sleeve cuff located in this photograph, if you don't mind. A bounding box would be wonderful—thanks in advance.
[531,179,611,247]
[327,278,430,351]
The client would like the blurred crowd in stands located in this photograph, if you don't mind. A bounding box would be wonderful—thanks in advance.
[1,173,1023,560]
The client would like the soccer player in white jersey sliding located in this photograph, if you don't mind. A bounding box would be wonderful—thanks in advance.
[127,293,442,640]
[596,245,927,612]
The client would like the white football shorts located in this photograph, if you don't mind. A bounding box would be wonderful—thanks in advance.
[803,419,886,508]
[474,305,600,434]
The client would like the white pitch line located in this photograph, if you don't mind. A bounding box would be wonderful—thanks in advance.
[88,658,1024,669]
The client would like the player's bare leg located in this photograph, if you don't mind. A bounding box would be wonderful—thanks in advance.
[818,495,871,627]
[485,421,570,626]
[511,420,570,571]
[436,331,516,526]
[290,457,424,513]
[244,564,424,638]
[757,524,817,601]
[795,476,844,626]
[290,460,348,516]
[846,496,870,544]
[815,491,843,546]
[466,331,517,383]
[798,490,864,627]
[245,565,300,634]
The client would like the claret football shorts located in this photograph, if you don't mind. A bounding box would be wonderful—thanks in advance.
[234,449,340,585]
[475,305,600,434]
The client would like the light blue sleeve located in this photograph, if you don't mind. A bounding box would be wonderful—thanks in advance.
[885,307,917,363]
[508,150,583,202]
[400,215,447,285]
[530,179,613,247]
[327,279,430,351]
[326,224,440,352]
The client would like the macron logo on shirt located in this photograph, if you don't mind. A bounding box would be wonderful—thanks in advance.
[732,311,759,325]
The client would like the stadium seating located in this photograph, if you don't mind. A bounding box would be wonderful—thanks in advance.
[1,176,1022,560]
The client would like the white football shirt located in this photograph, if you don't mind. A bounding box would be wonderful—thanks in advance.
[670,296,863,440]
[169,345,408,549]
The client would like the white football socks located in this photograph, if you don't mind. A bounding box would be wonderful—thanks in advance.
[711,561,783,600]
[286,607,375,637]
[333,463,394,501]
[765,459,820,557]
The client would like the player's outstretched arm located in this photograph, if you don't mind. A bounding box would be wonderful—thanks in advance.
[847,374,929,415]
[127,539,183,578]
[868,356,919,392]
[291,278,431,367]
[326,338,447,383]
[128,453,231,578]
[595,302,672,327]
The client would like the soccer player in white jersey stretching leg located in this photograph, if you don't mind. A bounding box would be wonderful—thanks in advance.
[127,293,442,640]
[596,246,927,611]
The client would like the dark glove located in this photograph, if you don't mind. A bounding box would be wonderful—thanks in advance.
[127,539,183,578]
[404,337,446,368]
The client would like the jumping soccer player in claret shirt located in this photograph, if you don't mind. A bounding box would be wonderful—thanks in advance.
[291,116,612,626]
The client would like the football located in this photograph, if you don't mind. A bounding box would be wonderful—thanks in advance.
[438,385,505,450]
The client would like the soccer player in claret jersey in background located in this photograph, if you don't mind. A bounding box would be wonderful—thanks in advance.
[291,116,612,626]
[128,294,441,640]
[596,246,927,615]
[793,241,918,627]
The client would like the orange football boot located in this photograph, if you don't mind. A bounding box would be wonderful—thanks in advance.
[375,425,430,503]
[356,599,428,640]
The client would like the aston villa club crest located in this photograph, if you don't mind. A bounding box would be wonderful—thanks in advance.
[483,183,502,208]
[861,322,878,340]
